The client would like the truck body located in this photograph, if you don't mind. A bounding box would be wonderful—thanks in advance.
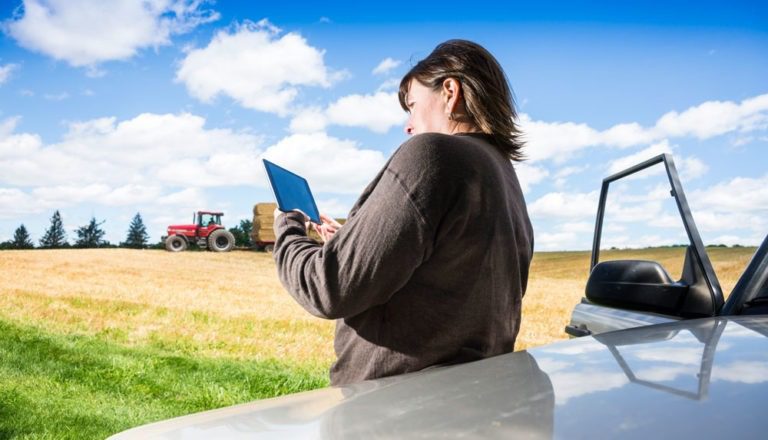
[566,154,768,338]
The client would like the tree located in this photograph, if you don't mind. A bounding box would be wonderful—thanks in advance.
[40,210,67,248]
[12,224,34,249]
[75,217,107,248]
[228,219,253,247]
[123,212,149,248]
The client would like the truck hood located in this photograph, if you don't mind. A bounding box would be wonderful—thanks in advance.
[109,316,768,439]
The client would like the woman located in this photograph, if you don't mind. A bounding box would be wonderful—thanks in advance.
[273,39,533,386]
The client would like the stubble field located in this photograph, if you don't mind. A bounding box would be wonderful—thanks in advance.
[0,246,756,438]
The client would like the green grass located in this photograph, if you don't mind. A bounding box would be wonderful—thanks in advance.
[0,318,329,440]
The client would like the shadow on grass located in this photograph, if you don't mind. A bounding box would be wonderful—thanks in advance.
[0,318,329,440]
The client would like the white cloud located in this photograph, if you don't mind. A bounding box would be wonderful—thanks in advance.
[43,92,69,101]
[548,371,628,405]
[0,187,39,219]
[713,361,768,384]
[600,122,657,148]
[176,20,341,116]
[0,113,261,189]
[709,235,746,246]
[325,92,406,133]
[535,231,579,251]
[31,184,111,205]
[731,136,754,147]
[0,117,42,158]
[604,198,664,224]
[0,118,17,137]
[157,188,205,206]
[290,91,406,134]
[634,365,697,383]
[677,156,708,180]
[528,190,599,219]
[288,107,328,133]
[0,113,388,221]
[561,221,594,233]
[521,93,768,163]
[689,174,768,213]
[534,222,599,250]
[554,165,588,180]
[689,211,765,235]
[632,346,703,365]
[5,0,218,68]
[262,132,386,194]
[0,63,19,84]
[316,198,352,218]
[100,184,164,206]
[656,94,768,139]
[377,78,400,92]
[0,113,263,217]
[519,114,600,162]
[648,214,683,229]
[684,175,768,244]
[514,162,549,193]
[372,57,401,75]
[553,165,589,188]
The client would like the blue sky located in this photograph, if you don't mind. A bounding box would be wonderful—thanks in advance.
[0,0,766,250]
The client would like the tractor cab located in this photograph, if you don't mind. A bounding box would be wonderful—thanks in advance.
[196,211,223,229]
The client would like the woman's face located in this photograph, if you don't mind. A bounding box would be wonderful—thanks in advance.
[403,79,449,136]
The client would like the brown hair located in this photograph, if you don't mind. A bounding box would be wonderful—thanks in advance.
[398,39,524,161]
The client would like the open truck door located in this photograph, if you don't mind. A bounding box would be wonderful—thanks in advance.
[566,154,725,337]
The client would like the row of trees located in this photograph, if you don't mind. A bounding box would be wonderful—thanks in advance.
[1,211,254,250]
[1,211,150,250]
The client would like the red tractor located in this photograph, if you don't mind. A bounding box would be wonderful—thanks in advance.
[163,211,235,252]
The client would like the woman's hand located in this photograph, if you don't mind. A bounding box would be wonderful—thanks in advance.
[274,208,311,230]
[313,214,342,243]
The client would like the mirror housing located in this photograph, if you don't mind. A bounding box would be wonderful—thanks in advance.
[586,260,687,315]
[586,246,715,318]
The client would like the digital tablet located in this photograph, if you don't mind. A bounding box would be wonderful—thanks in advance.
[263,159,322,224]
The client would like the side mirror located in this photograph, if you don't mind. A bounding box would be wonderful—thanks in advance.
[586,260,686,315]
[586,246,715,318]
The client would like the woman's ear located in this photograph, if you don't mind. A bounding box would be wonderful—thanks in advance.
[441,77,462,114]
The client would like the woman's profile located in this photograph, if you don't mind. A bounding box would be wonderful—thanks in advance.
[272,39,533,386]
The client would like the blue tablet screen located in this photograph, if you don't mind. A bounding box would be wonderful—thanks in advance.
[263,159,321,224]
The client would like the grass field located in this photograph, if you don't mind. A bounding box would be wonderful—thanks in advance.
[0,246,757,439]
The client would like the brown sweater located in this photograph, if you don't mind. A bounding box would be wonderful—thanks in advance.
[273,132,533,386]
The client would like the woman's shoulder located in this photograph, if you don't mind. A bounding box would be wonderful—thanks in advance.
[393,133,480,166]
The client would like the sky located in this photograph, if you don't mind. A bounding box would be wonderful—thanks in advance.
[0,0,766,251]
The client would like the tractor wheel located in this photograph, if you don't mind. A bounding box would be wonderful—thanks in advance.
[165,235,187,252]
[208,229,235,252]
[264,244,274,253]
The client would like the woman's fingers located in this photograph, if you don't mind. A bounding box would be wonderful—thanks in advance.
[320,213,342,228]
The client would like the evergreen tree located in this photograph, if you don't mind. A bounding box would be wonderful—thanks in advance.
[75,217,106,248]
[40,210,67,248]
[123,212,149,248]
[12,224,34,249]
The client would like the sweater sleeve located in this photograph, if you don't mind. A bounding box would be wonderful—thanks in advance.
[272,142,439,320]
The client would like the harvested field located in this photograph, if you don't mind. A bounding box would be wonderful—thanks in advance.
[0,246,755,359]
[0,246,756,439]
